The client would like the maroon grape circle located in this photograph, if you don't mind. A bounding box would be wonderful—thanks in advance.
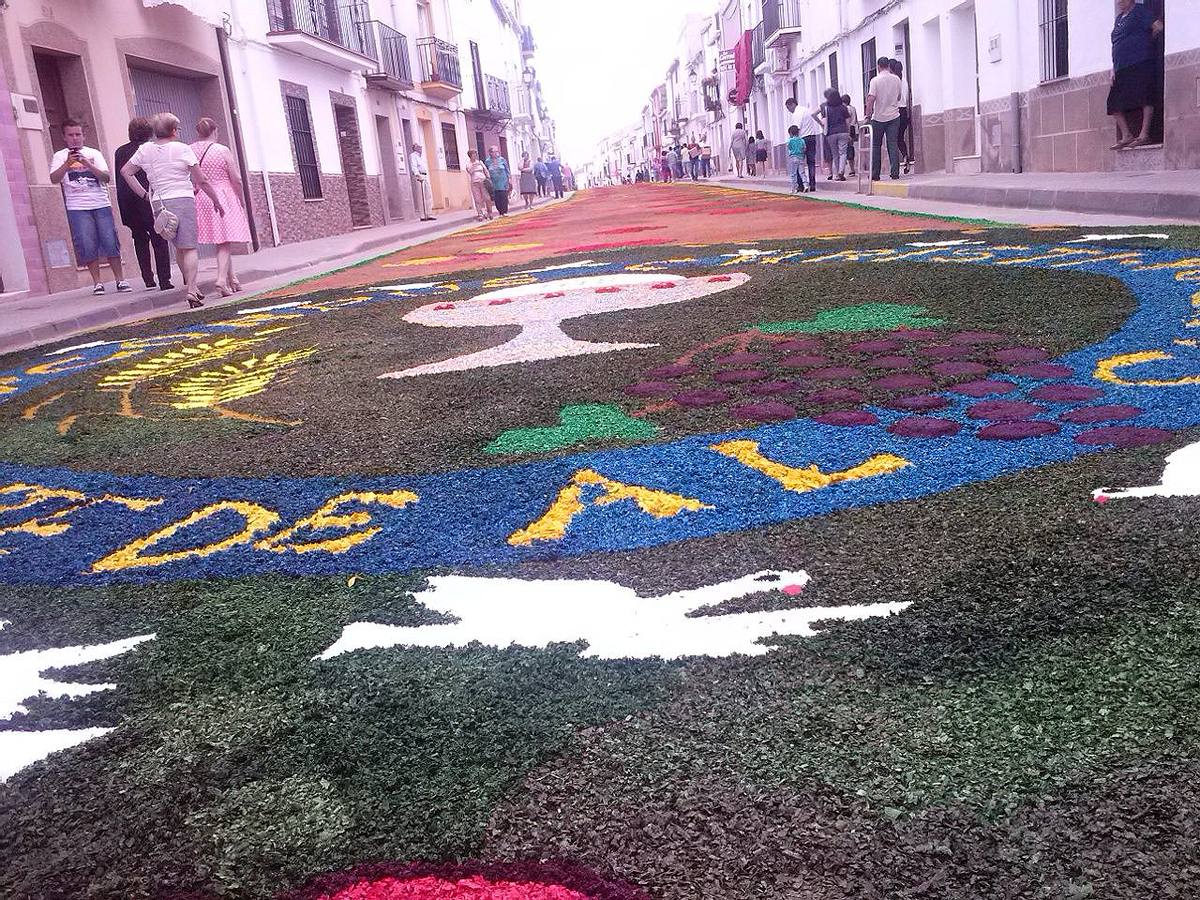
[885,394,953,412]
[813,410,879,427]
[1031,384,1105,402]
[967,400,1046,421]
[918,344,975,360]
[1074,426,1173,448]
[808,366,865,381]
[674,389,730,408]
[866,355,918,371]
[713,369,769,384]
[730,401,797,422]
[977,420,1061,440]
[875,373,936,391]
[953,380,1018,397]
[1059,405,1143,424]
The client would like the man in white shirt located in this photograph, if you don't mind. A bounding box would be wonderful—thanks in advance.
[49,118,130,294]
[864,56,903,181]
[784,98,822,193]
[409,142,435,221]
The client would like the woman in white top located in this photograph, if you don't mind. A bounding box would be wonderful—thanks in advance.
[121,112,224,308]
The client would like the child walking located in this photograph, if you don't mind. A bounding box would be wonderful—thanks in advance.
[787,125,807,193]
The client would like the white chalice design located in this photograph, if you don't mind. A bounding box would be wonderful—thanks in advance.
[381,271,750,379]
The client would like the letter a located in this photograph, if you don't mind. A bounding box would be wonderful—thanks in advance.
[508,469,710,547]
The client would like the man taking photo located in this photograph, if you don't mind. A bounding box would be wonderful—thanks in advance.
[50,118,130,294]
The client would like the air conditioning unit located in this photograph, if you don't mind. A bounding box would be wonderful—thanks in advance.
[11,93,44,131]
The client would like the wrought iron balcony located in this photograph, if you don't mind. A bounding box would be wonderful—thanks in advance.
[520,26,536,58]
[416,36,462,98]
[365,21,413,90]
[266,0,378,67]
[762,0,802,49]
[484,75,511,117]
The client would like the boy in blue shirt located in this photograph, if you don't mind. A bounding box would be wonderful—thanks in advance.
[787,125,807,193]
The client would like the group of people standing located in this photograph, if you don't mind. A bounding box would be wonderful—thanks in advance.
[52,113,251,308]
[658,142,715,182]
[464,149,568,221]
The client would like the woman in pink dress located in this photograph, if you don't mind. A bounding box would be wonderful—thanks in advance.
[190,117,251,296]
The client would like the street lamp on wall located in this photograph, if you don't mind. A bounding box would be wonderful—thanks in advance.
[522,67,534,88]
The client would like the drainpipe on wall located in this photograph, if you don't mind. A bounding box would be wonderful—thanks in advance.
[1011,91,1023,173]
[217,26,259,251]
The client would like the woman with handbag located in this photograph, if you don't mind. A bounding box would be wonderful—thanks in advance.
[466,149,494,221]
[190,117,252,297]
[121,112,223,308]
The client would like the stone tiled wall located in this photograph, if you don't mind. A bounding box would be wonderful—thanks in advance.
[1163,49,1200,170]
[0,62,46,294]
[245,171,384,247]
[1019,70,1116,173]
[944,106,978,166]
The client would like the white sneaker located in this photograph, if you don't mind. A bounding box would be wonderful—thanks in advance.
[115,280,132,293]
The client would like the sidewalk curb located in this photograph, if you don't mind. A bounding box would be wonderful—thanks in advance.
[0,195,573,358]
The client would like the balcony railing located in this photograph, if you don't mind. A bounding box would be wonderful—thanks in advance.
[520,25,536,57]
[416,36,462,88]
[266,0,377,59]
[751,22,765,69]
[365,21,413,88]
[485,74,511,117]
[762,0,802,48]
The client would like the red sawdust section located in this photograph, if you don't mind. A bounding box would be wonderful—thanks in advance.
[265,183,969,298]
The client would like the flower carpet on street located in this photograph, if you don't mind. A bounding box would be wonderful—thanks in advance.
[0,184,1198,898]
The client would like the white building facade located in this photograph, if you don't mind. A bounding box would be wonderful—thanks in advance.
[603,0,1195,179]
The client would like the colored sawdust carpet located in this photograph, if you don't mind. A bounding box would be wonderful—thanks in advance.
[263,183,969,297]
[1,195,1199,900]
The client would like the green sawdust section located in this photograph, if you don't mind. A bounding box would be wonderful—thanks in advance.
[756,302,945,334]
[484,404,657,455]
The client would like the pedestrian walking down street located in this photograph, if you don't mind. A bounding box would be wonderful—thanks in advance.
[818,93,851,181]
[787,125,808,193]
[120,112,223,308]
[687,140,701,180]
[518,153,538,210]
[785,98,822,192]
[546,155,565,198]
[746,134,757,176]
[113,116,172,291]
[659,150,672,182]
[410,143,435,221]
[190,118,252,297]
[534,156,549,196]
[843,94,860,177]
[563,164,575,191]
[672,146,685,180]
[466,150,494,220]
[866,56,904,181]
[754,130,770,177]
[890,59,913,174]
[50,118,130,295]
[730,123,748,177]
[486,146,511,215]
[701,143,713,178]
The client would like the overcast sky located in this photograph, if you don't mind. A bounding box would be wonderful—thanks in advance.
[521,0,716,165]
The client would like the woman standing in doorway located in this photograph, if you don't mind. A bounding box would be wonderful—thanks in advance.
[190,118,251,296]
[1108,0,1165,149]
[121,112,223,308]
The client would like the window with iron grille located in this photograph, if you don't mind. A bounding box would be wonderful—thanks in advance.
[860,38,877,106]
[441,122,461,170]
[285,94,322,199]
[1039,0,1068,82]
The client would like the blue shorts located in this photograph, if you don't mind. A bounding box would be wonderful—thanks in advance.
[66,206,121,264]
